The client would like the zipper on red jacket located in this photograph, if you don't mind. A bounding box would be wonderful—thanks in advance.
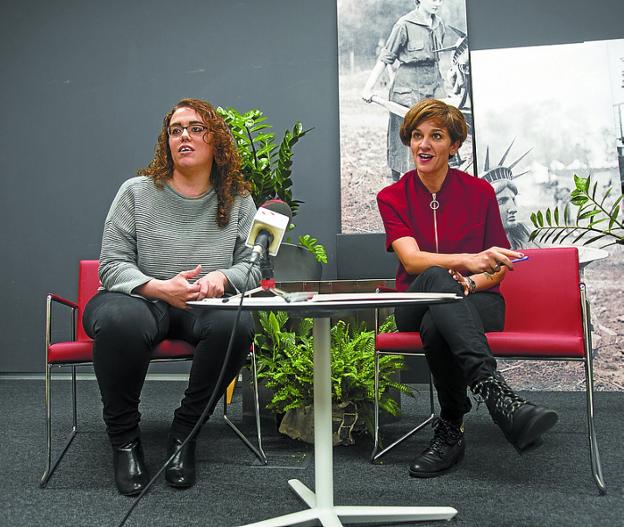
[430,192,440,252]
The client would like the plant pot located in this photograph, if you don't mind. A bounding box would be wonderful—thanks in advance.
[278,401,369,446]
[272,243,322,282]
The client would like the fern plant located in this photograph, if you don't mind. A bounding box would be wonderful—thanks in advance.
[529,174,623,247]
[253,311,411,434]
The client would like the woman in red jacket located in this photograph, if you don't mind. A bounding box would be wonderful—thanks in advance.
[377,98,558,478]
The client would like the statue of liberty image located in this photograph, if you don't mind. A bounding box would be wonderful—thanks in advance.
[480,141,532,250]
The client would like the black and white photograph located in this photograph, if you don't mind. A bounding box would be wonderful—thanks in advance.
[472,40,623,237]
[337,0,473,233]
[471,38,624,391]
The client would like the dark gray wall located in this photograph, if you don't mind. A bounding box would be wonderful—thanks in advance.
[1,0,623,372]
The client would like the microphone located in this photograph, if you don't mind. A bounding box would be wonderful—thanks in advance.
[246,199,293,264]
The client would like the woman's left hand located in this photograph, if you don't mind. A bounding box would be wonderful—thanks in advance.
[449,269,472,296]
[196,271,229,299]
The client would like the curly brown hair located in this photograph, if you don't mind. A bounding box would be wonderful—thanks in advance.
[137,98,250,227]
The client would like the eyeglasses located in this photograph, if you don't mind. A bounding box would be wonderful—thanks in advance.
[168,124,209,137]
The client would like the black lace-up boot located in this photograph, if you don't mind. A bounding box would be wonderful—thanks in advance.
[471,371,558,452]
[409,418,465,478]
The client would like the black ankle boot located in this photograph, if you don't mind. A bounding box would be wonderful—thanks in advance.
[471,372,559,452]
[112,438,150,496]
[409,418,465,478]
[165,434,196,488]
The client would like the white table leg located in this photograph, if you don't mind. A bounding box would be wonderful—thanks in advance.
[312,317,333,508]
[238,316,458,527]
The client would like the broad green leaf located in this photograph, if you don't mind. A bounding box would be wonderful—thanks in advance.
[578,210,601,220]
[574,174,589,192]
[570,194,588,206]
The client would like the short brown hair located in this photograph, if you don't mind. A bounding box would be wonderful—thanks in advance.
[399,98,468,149]
[137,98,250,227]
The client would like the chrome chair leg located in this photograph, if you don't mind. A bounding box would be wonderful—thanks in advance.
[581,285,606,494]
[40,364,79,488]
[223,350,267,465]
[371,352,435,463]
[371,351,381,461]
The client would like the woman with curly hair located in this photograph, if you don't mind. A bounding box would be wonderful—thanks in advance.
[83,98,260,495]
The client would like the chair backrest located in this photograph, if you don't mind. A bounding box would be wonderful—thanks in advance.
[76,260,100,342]
[499,247,582,336]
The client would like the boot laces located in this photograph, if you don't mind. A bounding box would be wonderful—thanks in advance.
[473,374,527,420]
[428,418,463,456]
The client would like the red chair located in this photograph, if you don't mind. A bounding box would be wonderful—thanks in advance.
[40,260,266,488]
[373,247,606,494]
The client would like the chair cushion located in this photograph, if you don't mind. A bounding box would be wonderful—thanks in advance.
[152,339,194,359]
[376,331,585,359]
[48,341,94,364]
[486,332,585,358]
[48,339,195,365]
[376,332,423,354]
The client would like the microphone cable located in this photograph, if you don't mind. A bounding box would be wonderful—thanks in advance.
[117,264,255,527]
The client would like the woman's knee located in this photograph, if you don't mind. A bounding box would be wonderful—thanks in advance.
[83,293,160,343]
[193,310,254,349]
[413,266,462,294]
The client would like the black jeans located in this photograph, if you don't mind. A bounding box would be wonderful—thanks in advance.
[394,266,505,423]
[83,291,254,447]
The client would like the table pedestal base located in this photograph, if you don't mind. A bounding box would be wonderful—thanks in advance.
[236,316,457,527]
[239,479,457,527]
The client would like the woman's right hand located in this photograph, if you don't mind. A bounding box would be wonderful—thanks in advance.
[463,247,524,275]
[135,265,202,309]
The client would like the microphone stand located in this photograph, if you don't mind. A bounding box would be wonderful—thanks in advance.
[230,253,291,300]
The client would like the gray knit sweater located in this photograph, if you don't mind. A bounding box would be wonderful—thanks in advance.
[99,176,261,295]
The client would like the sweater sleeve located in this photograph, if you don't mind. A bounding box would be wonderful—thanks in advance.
[98,182,154,294]
[217,195,261,293]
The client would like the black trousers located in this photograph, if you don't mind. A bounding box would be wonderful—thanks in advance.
[394,266,505,423]
[83,291,254,447]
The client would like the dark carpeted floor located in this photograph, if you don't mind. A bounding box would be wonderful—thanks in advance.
[1,378,622,527]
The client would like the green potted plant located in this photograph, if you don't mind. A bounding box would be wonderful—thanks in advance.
[253,311,413,445]
[529,174,623,247]
[217,106,328,278]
